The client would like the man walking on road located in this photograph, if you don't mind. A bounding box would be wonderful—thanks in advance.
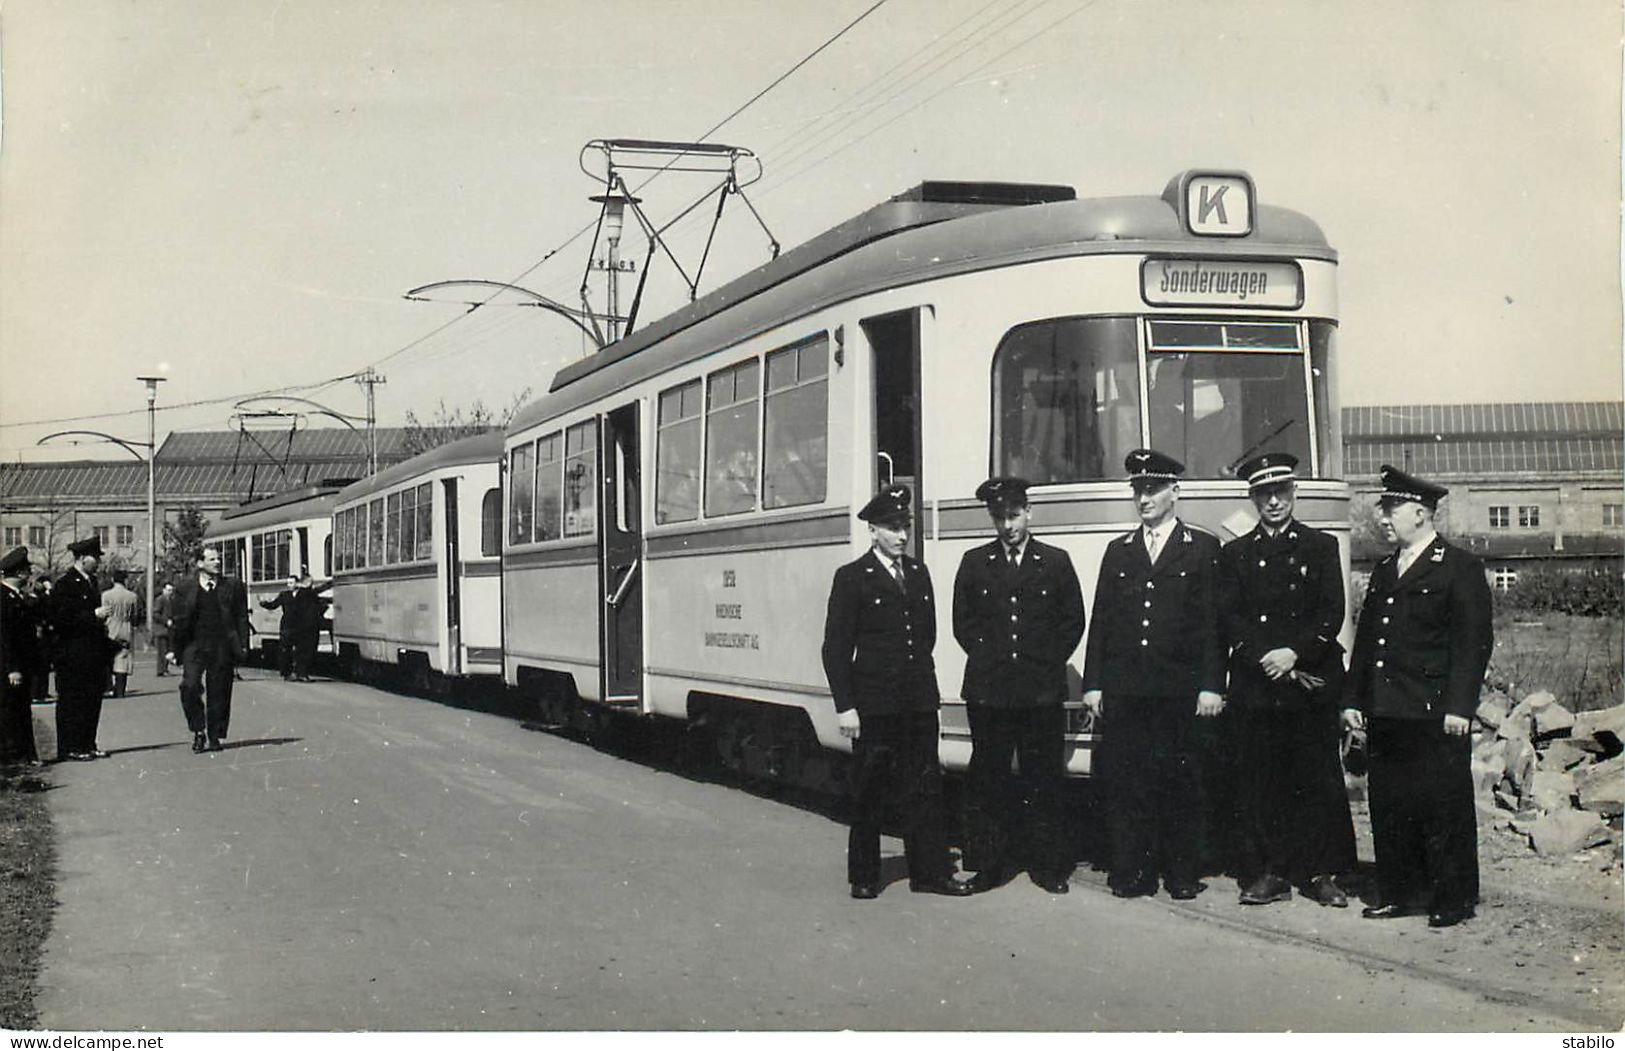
[102,569,138,698]
[951,476,1085,894]
[168,546,250,754]
[1082,449,1226,901]
[1219,452,1356,908]
[821,485,970,901]
[1344,466,1493,929]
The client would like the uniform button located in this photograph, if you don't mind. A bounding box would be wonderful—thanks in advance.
[1259,614,1268,623]
[1386,597,1394,605]
[1258,559,1267,568]
[1377,638,1386,646]
[1010,614,1018,622]
[1010,652,1018,659]
[1142,619,1150,627]
[1147,582,1156,590]
[1009,596,1017,604]
[1376,660,1385,668]
[1144,600,1152,608]
[1140,639,1149,646]
[1381,617,1390,624]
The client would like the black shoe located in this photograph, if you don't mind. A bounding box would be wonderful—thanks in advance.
[1109,876,1157,899]
[962,870,1009,895]
[192,733,207,754]
[1031,873,1071,894]
[1427,904,1474,928]
[1166,880,1206,901]
[1239,873,1293,906]
[909,877,973,897]
[1361,903,1413,920]
[850,882,881,900]
[89,748,109,759]
[206,738,223,752]
[1303,875,1349,908]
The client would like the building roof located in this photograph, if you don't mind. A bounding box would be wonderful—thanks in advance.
[1343,402,1623,478]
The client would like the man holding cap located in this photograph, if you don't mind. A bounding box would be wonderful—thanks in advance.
[1219,452,1356,908]
[49,536,113,761]
[1344,465,1492,928]
[952,476,1085,894]
[1,546,43,766]
[1082,449,1225,900]
[821,484,969,900]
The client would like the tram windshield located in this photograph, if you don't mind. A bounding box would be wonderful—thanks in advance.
[993,315,1337,482]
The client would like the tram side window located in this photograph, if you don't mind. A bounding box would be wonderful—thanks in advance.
[480,488,501,557]
[656,380,702,524]
[992,316,1140,483]
[1145,320,1310,478]
[509,442,535,545]
[563,421,597,538]
[415,482,433,560]
[763,338,828,509]
[535,433,563,541]
[706,358,760,517]
[368,498,385,568]
[386,492,403,564]
[401,488,419,564]
[220,542,239,579]
[1309,320,1341,478]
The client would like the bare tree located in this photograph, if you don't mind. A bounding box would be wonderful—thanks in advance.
[401,389,532,457]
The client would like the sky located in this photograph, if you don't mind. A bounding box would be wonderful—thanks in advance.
[0,0,1619,461]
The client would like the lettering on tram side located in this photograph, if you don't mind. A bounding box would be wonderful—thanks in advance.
[705,568,759,650]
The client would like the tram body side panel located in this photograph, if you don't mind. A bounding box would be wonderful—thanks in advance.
[502,551,601,700]
[458,557,503,674]
[331,566,442,667]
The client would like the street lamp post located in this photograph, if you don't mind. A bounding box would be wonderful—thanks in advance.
[136,376,166,638]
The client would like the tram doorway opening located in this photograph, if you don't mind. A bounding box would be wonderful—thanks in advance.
[600,403,644,705]
[863,309,924,556]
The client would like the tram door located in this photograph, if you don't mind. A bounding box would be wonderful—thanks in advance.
[600,403,644,705]
[862,309,925,555]
[442,478,463,675]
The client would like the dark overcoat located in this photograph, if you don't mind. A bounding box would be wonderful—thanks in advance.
[821,551,939,716]
[1219,520,1346,707]
[49,568,109,693]
[1081,521,1224,698]
[1345,536,1493,722]
[1,583,42,681]
[952,537,1085,707]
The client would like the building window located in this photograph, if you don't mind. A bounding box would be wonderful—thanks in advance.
[1604,504,1623,527]
[3,527,19,547]
[1518,505,1540,528]
[1492,567,1518,592]
[93,526,110,546]
[116,525,135,547]
[27,527,44,548]
[1488,506,1510,529]
[705,358,760,517]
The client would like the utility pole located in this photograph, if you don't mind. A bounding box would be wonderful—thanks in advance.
[355,368,386,474]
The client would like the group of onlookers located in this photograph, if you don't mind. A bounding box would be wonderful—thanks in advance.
[823,449,1493,929]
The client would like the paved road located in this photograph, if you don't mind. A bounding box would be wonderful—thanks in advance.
[33,664,1597,1031]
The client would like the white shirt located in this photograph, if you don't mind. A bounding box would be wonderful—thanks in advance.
[1143,519,1176,562]
[1395,528,1439,577]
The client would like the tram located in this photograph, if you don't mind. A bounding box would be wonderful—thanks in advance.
[205,486,339,665]
[329,431,505,688]
[502,169,1349,783]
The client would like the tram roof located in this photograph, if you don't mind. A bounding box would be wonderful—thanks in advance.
[512,175,1332,437]
[208,486,341,536]
[332,430,506,506]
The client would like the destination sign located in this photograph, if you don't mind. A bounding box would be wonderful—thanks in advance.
[1141,258,1303,309]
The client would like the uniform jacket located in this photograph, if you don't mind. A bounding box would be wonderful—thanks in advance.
[1,583,43,679]
[821,550,940,716]
[102,582,138,675]
[1082,520,1225,698]
[49,567,110,683]
[263,586,326,636]
[1219,519,1346,708]
[1345,535,1493,722]
[952,537,1085,707]
[170,574,251,662]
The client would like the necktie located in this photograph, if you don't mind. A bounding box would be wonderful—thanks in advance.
[1006,547,1018,570]
[891,562,906,594]
[1397,548,1416,576]
[202,578,215,592]
[1145,529,1162,563]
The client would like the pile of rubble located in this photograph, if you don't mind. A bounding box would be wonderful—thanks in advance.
[1472,690,1624,856]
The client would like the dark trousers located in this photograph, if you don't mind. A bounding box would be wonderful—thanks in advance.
[277,630,295,678]
[1233,703,1357,885]
[1100,694,1210,889]
[1,681,39,763]
[1368,717,1478,910]
[153,637,170,676]
[54,672,104,757]
[847,710,952,886]
[293,628,318,678]
[963,704,1068,878]
[180,644,236,742]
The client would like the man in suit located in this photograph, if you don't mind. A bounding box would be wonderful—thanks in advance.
[1,546,44,766]
[49,536,113,761]
[1219,452,1356,908]
[951,476,1085,894]
[152,582,175,677]
[1344,466,1493,929]
[1082,449,1226,900]
[259,575,301,679]
[821,485,970,901]
[102,569,139,698]
[167,546,250,754]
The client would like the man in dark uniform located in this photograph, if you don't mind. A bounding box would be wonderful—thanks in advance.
[952,476,1085,894]
[168,546,251,754]
[260,575,301,679]
[49,536,113,761]
[1082,449,1225,900]
[1344,466,1493,928]
[821,485,970,900]
[1,546,44,766]
[1219,452,1356,908]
